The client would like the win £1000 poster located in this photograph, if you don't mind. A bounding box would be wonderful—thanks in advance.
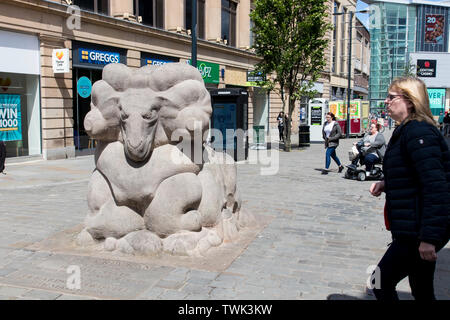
[0,94,22,141]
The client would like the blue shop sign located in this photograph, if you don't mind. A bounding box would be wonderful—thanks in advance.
[79,48,120,65]
[143,59,174,66]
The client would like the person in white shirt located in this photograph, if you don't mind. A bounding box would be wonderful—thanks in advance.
[321,112,344,175]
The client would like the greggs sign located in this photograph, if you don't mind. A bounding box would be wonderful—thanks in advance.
[52,48,70,73]
[79,48,120,65]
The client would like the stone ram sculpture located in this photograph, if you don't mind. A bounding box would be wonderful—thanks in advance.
[76,62,254,256]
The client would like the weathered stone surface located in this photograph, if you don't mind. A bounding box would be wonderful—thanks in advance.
[79,63,252,256]
[122,230,162,255]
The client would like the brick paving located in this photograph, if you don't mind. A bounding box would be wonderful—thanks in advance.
[0,129,449,300]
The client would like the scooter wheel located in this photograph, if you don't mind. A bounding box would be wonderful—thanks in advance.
[357,171,366,181]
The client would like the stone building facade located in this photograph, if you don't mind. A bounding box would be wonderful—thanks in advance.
[0,0,271,160]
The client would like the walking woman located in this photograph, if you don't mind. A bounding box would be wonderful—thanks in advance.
[322,112,344,175]
[370,77,450,300]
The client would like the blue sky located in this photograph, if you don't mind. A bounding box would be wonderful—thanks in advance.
[356,0,444,28]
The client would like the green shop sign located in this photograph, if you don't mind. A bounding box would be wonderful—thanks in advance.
[187,60,220,84]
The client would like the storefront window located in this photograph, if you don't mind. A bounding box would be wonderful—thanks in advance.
[0,72,41,158]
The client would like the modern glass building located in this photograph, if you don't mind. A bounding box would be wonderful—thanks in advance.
[365,0,450,111]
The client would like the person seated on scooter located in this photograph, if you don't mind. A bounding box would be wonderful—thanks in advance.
[349,123,386,175]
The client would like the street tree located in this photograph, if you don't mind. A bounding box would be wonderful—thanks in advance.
[250,0,332,151]
[402,59,417,77]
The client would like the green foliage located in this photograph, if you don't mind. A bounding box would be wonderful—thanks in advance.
[402,59,417,77]
[250,0,332,118]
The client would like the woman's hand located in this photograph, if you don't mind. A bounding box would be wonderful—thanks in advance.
[370,181,385,197]
[419,242,437,261]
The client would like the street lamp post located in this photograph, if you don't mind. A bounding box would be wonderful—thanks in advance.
[333,9,368,138]
[191,0,197,68]
[346,10,353,138]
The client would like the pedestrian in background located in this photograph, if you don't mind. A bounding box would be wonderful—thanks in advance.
[321,112,344,175]
[438,110,444,134]
[443,111,450,137]
[370,77,450,300]
[0,141,6,174]
[277,111,285,142]
[349,123,386,176]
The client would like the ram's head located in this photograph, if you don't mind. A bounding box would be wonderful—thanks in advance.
[84,62,212,162]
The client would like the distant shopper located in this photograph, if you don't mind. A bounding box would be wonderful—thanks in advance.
[370,77,450,300]
[349,123,386,175]
[277,111,285,142]
[0,141,6,174]
[321,112,344,175]
[443,112,450,137]
[438,111,444,133]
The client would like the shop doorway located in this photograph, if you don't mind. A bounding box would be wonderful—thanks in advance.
[73,68,102,155]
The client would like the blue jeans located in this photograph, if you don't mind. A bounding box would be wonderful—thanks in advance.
[325,147,341,169]
[364,153,379,172]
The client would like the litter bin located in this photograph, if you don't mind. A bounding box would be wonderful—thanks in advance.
[298,125,310,147]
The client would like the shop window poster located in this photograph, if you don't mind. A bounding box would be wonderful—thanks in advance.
[425,14,445,44]
[0,94,22,141]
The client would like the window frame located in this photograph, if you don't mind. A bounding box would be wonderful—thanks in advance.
[134,0,164,29]
[221,0,237,47]
[185,0,205,39]
[73,0,110,15]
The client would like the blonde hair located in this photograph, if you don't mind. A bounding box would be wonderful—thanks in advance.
[389,77,436,127]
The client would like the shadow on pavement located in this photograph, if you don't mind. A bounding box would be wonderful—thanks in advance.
[327,248,450,300]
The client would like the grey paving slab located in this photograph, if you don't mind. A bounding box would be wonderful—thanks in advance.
[20,289,62,300]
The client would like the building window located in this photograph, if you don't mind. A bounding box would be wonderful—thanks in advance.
[221,0,237,46]
[134,0,164,29]
[250,10,255,47]
[185,0,205,39]
[73,0,109,15]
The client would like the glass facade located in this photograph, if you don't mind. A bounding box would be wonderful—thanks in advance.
[368,2,416,111]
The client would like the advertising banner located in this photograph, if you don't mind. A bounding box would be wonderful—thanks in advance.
[425,14,445,44]
[0,94,22,141]
[329,101,347,119]
[428,88,445,116]
[187,60,220,84]
[349,101,360,119]
[310,106,322,126]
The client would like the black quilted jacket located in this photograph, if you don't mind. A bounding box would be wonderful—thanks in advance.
[383,120,450,247]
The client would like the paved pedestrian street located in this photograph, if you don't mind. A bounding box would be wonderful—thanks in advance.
[0,132,449,300]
